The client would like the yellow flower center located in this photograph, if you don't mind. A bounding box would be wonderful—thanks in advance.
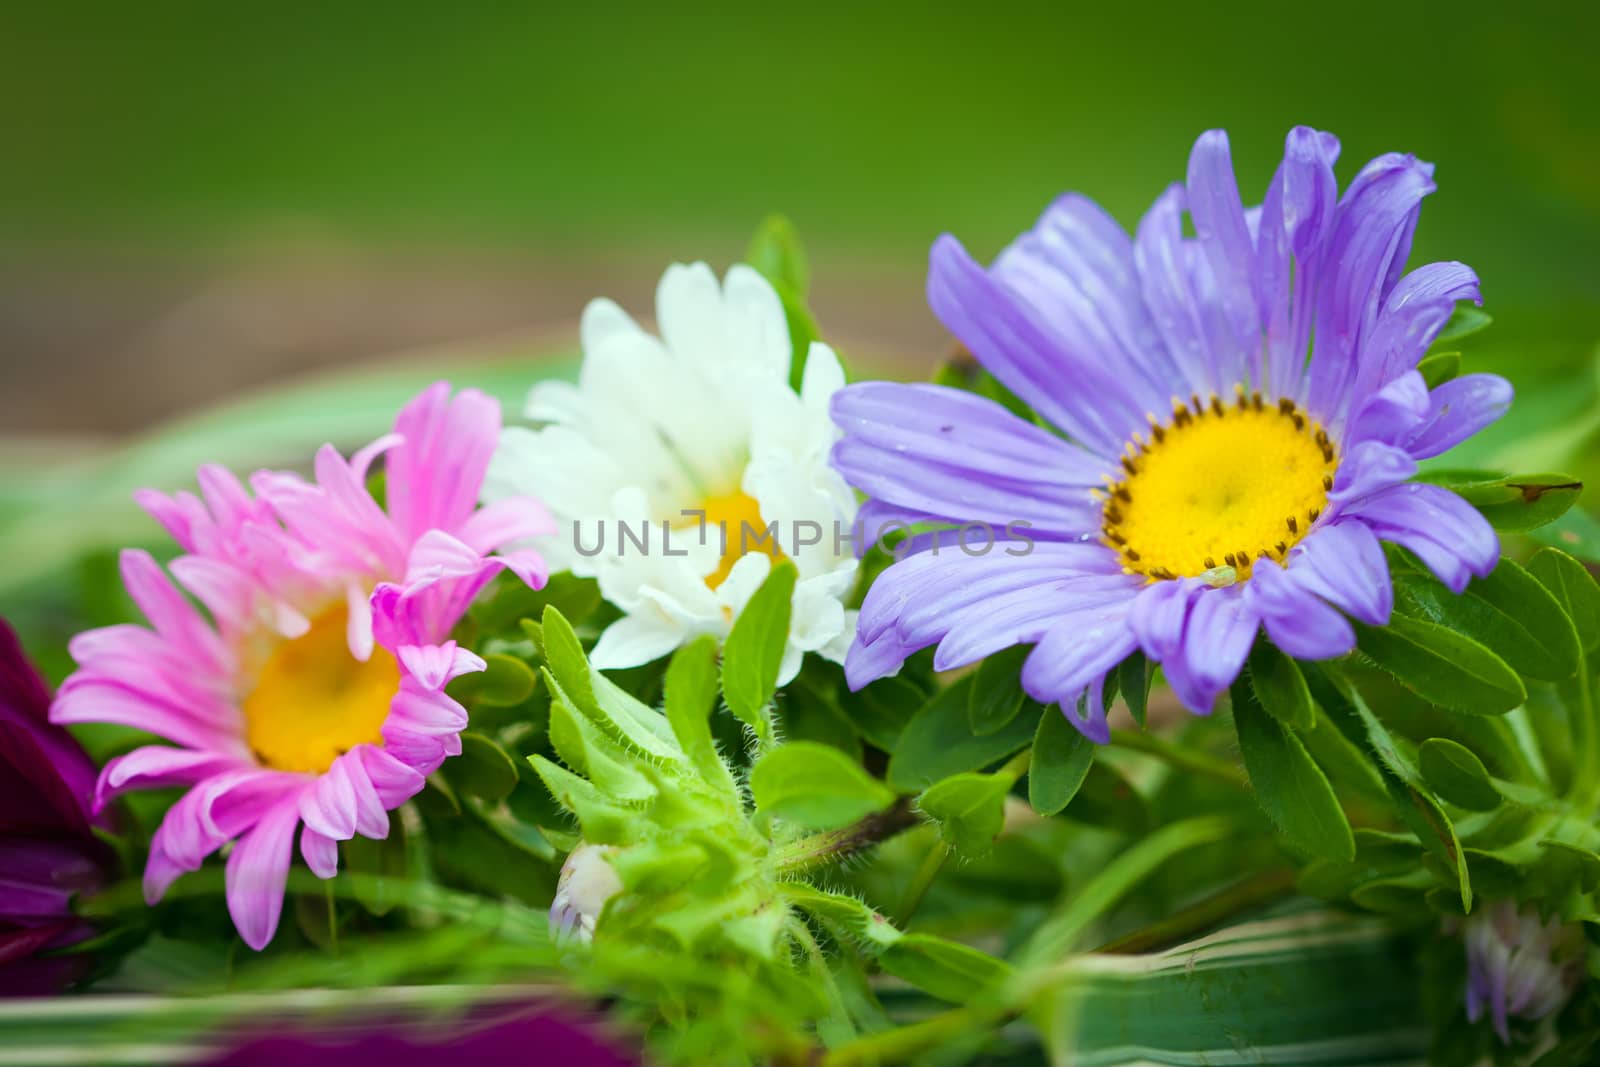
[678,489,786,590]
[241,606,399,774]
[1103,393,1337,582]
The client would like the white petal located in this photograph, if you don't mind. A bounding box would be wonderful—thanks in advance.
[799,342,846,411]
[656,262,727,372]
[723,264,792,382]
[590,613,686,671]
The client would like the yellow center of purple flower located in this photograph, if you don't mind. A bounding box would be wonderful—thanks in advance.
[1102,392,1337,582]
[677,489,786,590]
[241,606,399,774]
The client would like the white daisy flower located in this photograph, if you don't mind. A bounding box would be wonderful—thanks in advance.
[485,262,859,684]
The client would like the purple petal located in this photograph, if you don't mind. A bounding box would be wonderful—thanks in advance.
[1257,127,1341,397]
[1404,374,1514,460]
[1285,521,1393,625]
[928,234,1149,457]
[1128,578,1203,661]
[1247,561,1356,660]
[1134,185,1226,396]
[1345,370,1431,449]
[1352,261,1481,400]
[1061,673,1113,744]
[1305,153,1436,422]
[1186,130,1259,374]
[1344,483,1499,594]
[1176,588,1259,713]
[1021,607,1138,707]
[1329,441,1417,506]
[992,193,1181,390]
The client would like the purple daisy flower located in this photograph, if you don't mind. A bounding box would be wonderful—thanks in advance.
[832,127,1511,740]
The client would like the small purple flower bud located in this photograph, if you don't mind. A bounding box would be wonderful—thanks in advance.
[1463,899,1583,1043]
[550,844,622,943]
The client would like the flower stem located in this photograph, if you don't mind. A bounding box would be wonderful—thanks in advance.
[1092,867,1295,954]
[1109,728,1249,789]
[894,840,950,927]
[772,797,920,876]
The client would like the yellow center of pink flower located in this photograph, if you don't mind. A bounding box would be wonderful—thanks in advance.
[241,606,398,774]
[1103,392,1337,581]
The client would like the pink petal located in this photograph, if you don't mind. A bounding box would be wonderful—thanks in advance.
[95,746,245,812]
[225,799,301,950]
[300,826,339,879]
[298,757,360,840]
[359,747,427,808]
[457,496,558,554]
[386,383,500,543]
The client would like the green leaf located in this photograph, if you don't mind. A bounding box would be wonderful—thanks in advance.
[1306,665,1471,911]
[877,933,1011,1003]
[418,802,558,906]
[540,605,596,711]
[1232,680,1354,861]
[1117,652,1152,730]
[1532,505,1600,563]
[722,560,798,742]
[1355,614,1525,714]
[663,635,739,799]
[1249,641,1315,729]
[1417,738,1502,811]
[440,732,520,802]
[1419,470,1583,532]
[778,883,901,951]
[1028,707,1095,816]
[887,676,1037,792]
[342,819,408,917]
[841,676,924,751]
[470,571,603,636]
[746,214,810,298]
[749,741,896,831]
[1432,305,1492,345]
[1417,350,1461,388]
[917,772,1010,858]
[968,645,1028,735]
[1395,558,1580,681]
[1528,547,1600,655]
[746,215,822,392]
[1065,760,1151,835]
[445,652,538,708]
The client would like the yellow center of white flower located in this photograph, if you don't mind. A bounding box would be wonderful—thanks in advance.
[1103,393,1337,581]
[241,606,398,774]
[678,489,786,590]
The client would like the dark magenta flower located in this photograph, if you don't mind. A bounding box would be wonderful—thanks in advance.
[833,127,1509,740]
[0,619,111,996]
[206,1007,638,1066]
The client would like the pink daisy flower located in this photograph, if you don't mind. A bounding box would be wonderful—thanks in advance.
[51,383,553,950]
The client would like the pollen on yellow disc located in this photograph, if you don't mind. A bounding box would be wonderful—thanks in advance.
[1103,395,1337,581]
[241,606,399,774]
[680,489,785,590]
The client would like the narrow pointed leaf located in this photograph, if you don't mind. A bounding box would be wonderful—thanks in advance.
[1355,615,1524,714]
[1233,681,1354,861]
[722,561,798,741]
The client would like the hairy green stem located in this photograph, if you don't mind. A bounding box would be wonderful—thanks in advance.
[772,797,920,876]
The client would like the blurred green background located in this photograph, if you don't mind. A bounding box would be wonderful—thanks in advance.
[1,3,1597,663]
